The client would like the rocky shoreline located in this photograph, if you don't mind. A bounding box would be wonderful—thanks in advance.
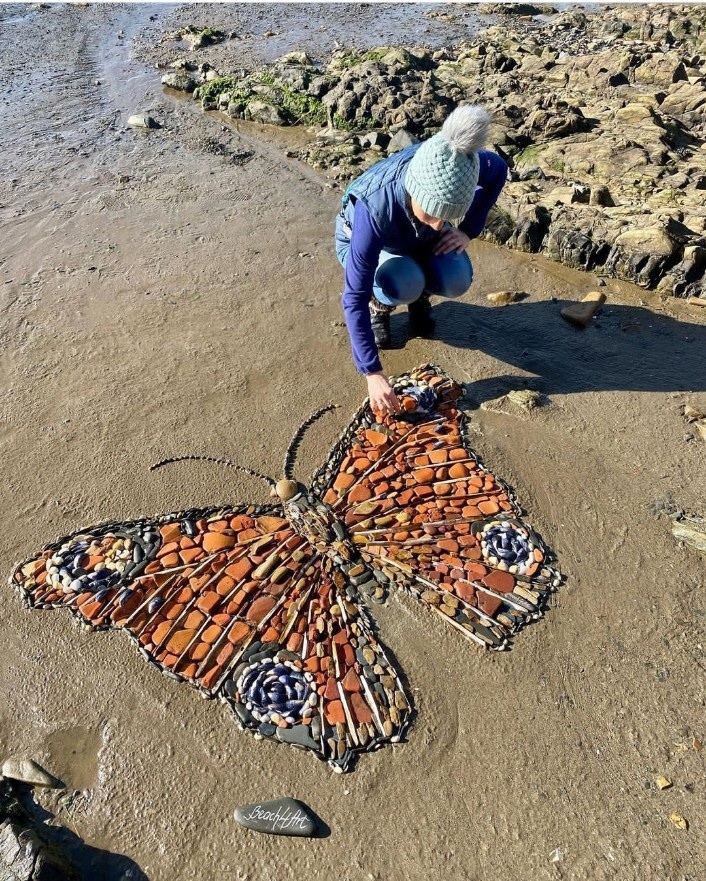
[151,3,706,300]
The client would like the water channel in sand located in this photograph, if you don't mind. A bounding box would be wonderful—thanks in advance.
[1,4,705,881]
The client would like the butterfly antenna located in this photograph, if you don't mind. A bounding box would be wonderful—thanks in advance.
[150,454,276,488]
[283,403,339,480]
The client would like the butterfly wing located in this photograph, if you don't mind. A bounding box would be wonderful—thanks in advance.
[313,363,562,649]
[226,562,410,770]
[12,504,409,770]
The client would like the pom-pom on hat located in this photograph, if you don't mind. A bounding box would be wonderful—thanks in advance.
[404,105,491,223]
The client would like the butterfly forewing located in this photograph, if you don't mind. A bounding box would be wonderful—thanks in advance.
[12,504,410,770]
[317,364,561,648]
[12,507,308,687]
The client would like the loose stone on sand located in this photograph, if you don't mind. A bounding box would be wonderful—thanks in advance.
[1,757,62,789]
[234,796,317,837]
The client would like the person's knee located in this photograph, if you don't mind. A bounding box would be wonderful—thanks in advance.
[425,252,473,298]
[375,256,425,305]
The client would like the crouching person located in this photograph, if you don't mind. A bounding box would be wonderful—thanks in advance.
[334,104,507,414]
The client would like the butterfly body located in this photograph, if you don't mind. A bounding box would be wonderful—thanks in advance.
[11,364,561,771]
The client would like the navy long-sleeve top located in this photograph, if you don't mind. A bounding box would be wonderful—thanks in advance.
[341,150,508,375]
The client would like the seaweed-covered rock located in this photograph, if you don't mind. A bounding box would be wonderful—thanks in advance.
[244,100,286,125]
[178,5,706,297]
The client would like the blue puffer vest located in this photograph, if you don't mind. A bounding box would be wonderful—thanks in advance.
[337,143,438,255]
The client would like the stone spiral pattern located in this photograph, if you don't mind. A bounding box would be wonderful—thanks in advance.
[237,657,316,726]
[44,537,132,597]
[406,384,438,414]
[479,521,535,575]
[393,381,438,415]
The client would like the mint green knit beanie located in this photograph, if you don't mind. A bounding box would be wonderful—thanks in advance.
[405,105,491,223]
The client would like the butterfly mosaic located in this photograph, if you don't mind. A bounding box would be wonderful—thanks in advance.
[11,365,561,772]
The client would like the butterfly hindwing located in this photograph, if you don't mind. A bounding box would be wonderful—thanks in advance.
[223,561,410,769]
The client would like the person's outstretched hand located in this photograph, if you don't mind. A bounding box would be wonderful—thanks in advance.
[366,372,401,416]
[432,227,470,255]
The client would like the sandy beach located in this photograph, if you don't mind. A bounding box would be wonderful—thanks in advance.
[1,4,705,880]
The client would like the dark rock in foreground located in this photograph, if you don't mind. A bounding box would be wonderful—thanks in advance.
[0,780,78,881]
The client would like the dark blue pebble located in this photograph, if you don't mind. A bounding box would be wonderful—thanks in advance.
[285,699,305,712]
[148,597,163,614]
[240,671,256,689]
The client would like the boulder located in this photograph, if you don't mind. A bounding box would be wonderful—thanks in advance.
[277,51,314,65]
[508,205,551,252]
[483,205,516,244]
[0,780,79,881]
[161,71,197,92]
[545,222,610,270]
[244,101,286,125]
[387,128,418,152]
[633,54,688,88]
[605,223,681,286]
[614,103,656,124]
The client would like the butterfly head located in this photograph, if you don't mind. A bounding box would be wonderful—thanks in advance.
[272,478,305,502]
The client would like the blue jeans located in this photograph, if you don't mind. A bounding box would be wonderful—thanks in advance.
[335,233,473,308]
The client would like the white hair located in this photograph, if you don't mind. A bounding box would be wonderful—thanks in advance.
[441,105,491,154]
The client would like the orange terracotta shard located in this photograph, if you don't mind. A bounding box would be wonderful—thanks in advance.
[348,484,372,503]
[364,429,388,447]
[202,533,236,553]
[483,569,515,593]
[226,558,253,582]
[325,699,346,725]
[227,621,251,645]
[246,595,277,623]
[334,472,356,492]
[160,523,182,543]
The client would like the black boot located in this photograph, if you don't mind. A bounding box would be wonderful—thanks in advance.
[408,292,435,338]
[370,300,392,348]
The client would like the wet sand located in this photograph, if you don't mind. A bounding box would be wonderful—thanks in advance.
[1,4,705,880]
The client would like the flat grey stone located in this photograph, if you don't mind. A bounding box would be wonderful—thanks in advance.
[231,702,253,727]
[234,797,317,837]
[275,725,320,752]
[388,128,418,153]
[160,71,197,92]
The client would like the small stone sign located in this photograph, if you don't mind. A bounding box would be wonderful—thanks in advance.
[234,796,317,837]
